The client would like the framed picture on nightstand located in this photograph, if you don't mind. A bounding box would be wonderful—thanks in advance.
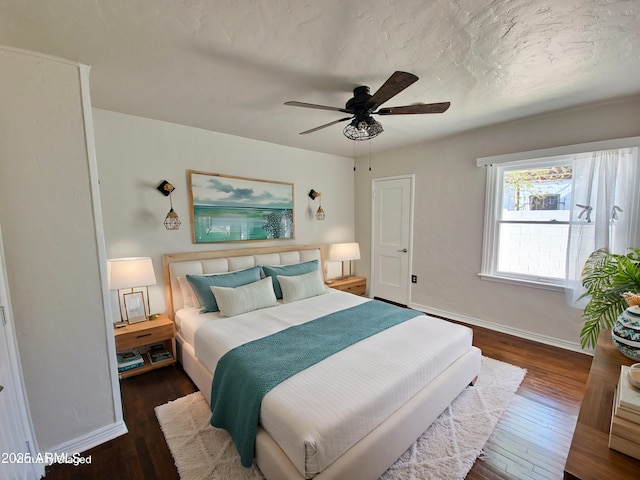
[123,291,147,324]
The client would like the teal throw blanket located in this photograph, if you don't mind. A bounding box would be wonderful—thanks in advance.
[209,300,421,467]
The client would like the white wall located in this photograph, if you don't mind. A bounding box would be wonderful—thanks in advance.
[92,109,355,319]
[355,96,640,351]
[0,47,123,451]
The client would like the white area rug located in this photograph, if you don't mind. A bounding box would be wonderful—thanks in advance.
[155,356,525,480]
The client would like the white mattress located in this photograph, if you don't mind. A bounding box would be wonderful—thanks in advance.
[175,306,216,346]
[176,289,473,478]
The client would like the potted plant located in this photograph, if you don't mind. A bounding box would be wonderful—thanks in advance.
[580,248,640,349]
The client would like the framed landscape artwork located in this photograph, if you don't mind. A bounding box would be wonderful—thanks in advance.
[188,170,294,243]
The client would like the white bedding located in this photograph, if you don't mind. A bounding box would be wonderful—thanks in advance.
[176,289,473,478]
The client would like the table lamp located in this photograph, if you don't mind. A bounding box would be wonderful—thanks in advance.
[328,242,361,279]
[108,257,157,324]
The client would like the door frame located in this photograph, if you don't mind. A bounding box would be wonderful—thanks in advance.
[370,174,415,304]
[0,223,42,479]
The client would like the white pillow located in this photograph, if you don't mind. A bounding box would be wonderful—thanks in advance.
[277,270,328,303]
[177,275,199,309]
[210,276,278,317]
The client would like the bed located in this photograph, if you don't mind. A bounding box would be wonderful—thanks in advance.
[163,244,481,480]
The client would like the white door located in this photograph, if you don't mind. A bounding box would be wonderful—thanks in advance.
[372,176,413,305]
[0,225,40,480]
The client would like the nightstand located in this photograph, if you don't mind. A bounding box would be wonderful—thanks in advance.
[114,315,176,379]
[328,276,367,296]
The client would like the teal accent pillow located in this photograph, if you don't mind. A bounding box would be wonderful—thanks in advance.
[186,266,262,313]
[262,260,319,299]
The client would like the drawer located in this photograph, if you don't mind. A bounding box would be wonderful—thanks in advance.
[116,323,174,351]
[343,283,366,296]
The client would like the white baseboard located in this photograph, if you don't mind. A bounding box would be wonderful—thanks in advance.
[410,302,591,356]
[49,420,128,456]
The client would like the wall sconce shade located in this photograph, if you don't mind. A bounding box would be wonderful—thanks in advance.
[158,180,180,230]
[164,208,181,230]
[309,189,325,220]
[328,242,361,277]
[107,257,156,323]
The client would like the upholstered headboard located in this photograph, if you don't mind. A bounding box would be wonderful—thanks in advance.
[162,245,324,319]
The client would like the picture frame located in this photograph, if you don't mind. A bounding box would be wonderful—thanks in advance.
[188,170,294,244]
[123,291,147,324]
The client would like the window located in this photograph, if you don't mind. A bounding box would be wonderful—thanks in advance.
[483,158,573,288]
[478,138,640,291]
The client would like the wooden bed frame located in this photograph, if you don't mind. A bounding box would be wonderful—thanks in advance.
[163,244,482,480]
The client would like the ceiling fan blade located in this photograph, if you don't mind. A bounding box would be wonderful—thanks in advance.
[285,101,350,113]
[376,102,451,115]
[365,71,419,109]
[299,117,352,135]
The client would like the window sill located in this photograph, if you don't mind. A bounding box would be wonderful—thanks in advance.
[478,273,566,293]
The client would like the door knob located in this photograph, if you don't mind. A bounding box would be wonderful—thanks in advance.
[398,248,408,253]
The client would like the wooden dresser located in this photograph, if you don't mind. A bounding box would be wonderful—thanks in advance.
[564,330,640,479]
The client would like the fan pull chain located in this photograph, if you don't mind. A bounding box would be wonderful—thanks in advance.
[353,140,356,172]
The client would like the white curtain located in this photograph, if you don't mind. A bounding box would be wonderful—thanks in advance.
[565,147,640,307]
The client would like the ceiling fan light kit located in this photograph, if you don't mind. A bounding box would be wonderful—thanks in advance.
[285,71,450,141]
[343,116,384,141]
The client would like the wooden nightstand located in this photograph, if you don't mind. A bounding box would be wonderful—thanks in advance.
[328,276,367,296]
[114,315,176,379]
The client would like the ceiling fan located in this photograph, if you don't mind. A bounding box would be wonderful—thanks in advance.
[284,71,450,140]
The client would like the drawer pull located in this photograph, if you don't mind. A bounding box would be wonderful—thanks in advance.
[136,333,152,339]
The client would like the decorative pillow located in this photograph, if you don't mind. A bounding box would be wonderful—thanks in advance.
[186,266,262,313]
[277,270,327,303]
[176,275,199,309]
[211,277,278,317]
[262,260,319,299]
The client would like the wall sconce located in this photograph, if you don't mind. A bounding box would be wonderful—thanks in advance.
[157,180,181,230]
[107,257,157,325]
[309,189,325,220]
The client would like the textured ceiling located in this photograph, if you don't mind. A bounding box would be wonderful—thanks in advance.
[1,0,639,157]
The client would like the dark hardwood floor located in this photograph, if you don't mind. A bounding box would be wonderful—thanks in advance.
[44,322,592,479]
[463,324,591,480]
[43,366,196,480]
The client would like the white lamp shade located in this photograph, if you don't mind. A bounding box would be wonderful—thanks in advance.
[328,243,361,262]
[107,257,157,290]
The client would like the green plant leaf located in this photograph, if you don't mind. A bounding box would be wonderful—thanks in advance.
[579,248,640,349]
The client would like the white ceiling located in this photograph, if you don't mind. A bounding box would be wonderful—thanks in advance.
[1,0,639,158]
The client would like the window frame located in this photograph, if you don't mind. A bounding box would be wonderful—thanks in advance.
[477,136,640,291]
[480,156,571,291]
